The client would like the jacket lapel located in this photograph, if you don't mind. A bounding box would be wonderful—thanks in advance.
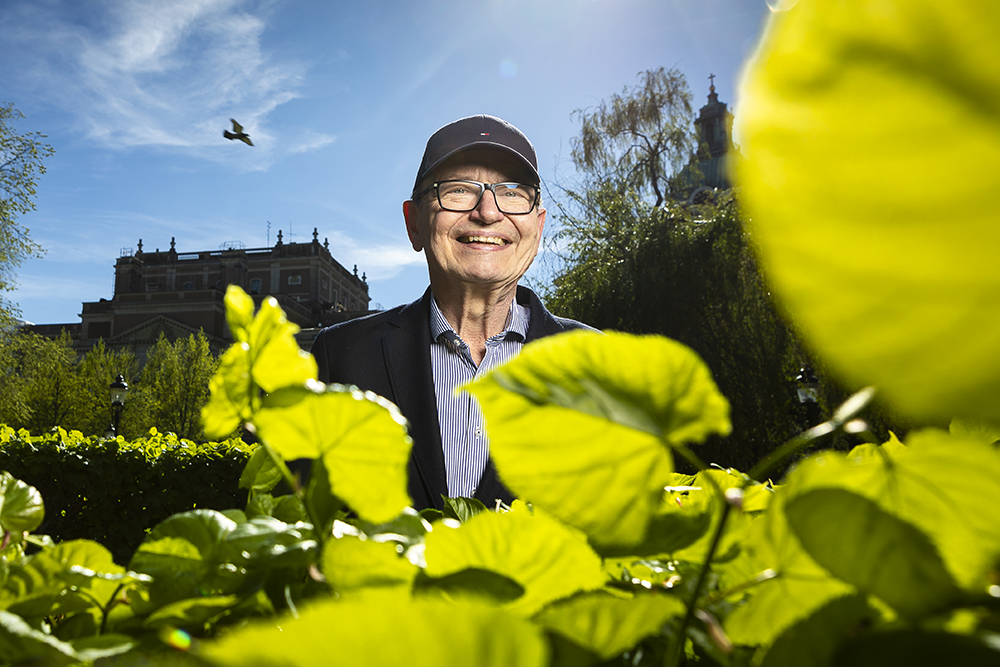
[381,289,448,509]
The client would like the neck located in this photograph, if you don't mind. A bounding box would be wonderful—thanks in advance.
[431,281,518,365]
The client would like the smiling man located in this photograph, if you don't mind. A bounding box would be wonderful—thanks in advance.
[311,115,593,511]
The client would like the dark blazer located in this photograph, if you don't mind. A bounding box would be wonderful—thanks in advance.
[311,284,593,511]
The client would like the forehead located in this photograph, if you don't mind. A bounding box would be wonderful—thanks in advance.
[432,148,535,184]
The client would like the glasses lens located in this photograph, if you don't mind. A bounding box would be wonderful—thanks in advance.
[437,181,484,211]
[493,183,536,214]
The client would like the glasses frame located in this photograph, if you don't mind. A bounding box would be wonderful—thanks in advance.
[413,179,540,215]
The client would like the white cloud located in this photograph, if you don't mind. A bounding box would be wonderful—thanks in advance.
[1,0,316,168]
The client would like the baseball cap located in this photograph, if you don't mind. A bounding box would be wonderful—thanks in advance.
[413,115,539,194]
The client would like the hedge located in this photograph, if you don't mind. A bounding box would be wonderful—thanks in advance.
[0,425,253,564]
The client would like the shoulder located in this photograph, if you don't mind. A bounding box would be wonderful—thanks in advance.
[516,285,599,337]
[314,289,431,344]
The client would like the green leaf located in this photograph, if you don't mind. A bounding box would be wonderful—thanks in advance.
[238,446,283,493]
[245,296,317,393]
[142,594,241,630]
[417,567,525,603]
[255,385,412,524]
[201,342,253,439]
[832,630,1000,667]
[0,472,44,534]
[735,1,1000,422]
[2,541,129,620]
[224,284,255,342]
[724,481,853,646]
[322,536,419,593]
[443,496,489,523]
[760,594,876,667]
[534,591,685,662]
[783,432,1000,590]
[467,330,729,550]
[0,610,84,666]
[785,489,962,617]
[422,506,606,616]
[201,593,548,667]
[128,510,243,609]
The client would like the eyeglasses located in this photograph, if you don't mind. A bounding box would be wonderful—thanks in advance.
[414,180,539,215]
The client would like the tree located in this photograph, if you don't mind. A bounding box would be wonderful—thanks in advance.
[136,332,217,441]
[0,103,53,321]
[0,330,80,431]
[70,340,140,437]
[570,67,697,207]
[541,68,824,470]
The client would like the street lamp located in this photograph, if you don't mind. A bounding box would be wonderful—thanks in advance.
[108,374,128,437]
[795,365,821,427]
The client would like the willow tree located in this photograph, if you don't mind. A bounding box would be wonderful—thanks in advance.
[542,69,824,471]
[0,103,53,321]
[570,67,696,207]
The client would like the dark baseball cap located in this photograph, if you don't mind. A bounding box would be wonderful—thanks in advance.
[413,114,539,194]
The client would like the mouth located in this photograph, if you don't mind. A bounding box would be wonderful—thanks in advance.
[458,235,509,246]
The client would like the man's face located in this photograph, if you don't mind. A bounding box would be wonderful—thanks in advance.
[404,149,546,293]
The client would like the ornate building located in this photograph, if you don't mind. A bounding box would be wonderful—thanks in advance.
[29,229,370,360]
[683,75,736,201]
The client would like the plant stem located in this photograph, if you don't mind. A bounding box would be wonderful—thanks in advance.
[663,488,735,667]
[748,421,837,481]
[99,583,125,635]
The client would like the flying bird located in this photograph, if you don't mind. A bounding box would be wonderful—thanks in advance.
[223,118,253,146]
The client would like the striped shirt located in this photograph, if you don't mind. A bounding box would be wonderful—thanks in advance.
[429,296,530,498]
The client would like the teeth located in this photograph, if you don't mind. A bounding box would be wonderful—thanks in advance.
[463,236,505,245]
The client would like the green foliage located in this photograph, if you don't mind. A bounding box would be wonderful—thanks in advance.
[0,330,219,440]
[0,102,52,321]
[135,332,217,441]
[543,184,810,470]
[1,271,1000,665]
[0,426,252,564]
[2,2,1000,664]
[68,339,140,437]
[570,67,696,207]
[0,330,80,432]
[734,0,1000,423]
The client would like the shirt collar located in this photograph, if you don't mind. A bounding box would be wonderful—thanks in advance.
[429,295,529,342]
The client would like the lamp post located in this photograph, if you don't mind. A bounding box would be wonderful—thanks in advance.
[795,365,821,428]
[108,374,128,437]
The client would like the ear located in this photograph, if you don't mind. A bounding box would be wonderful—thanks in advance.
[403,200,423,252]
[533,206,547,252]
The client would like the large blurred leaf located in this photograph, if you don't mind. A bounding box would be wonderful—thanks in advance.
[736,0,1000,421]
[0,471,44,534]
[255,385,412,524]
[0,610,86,666]
[724,479,853,646]
[832,630,1000,667]
[2,541,133,619]
[786,489,962,617]
[321,536,419,593]
[782,432,1000,590]
[238,446,283,493]
[534,591,685,663]
[759,594,876,667]
[423,506,607,616]
[467,330,730,550]
[201,593,548,667]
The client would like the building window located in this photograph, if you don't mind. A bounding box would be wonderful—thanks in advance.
[183,282,195,290]
[250,279,262,294]
[288,274,302,285]
[145,281,158,292]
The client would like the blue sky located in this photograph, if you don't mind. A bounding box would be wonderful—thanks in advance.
[1,0,772,325]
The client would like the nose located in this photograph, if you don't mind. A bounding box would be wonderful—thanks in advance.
[469,186,504,223]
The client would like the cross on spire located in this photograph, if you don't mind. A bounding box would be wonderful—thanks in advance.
[708,73,716,91]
